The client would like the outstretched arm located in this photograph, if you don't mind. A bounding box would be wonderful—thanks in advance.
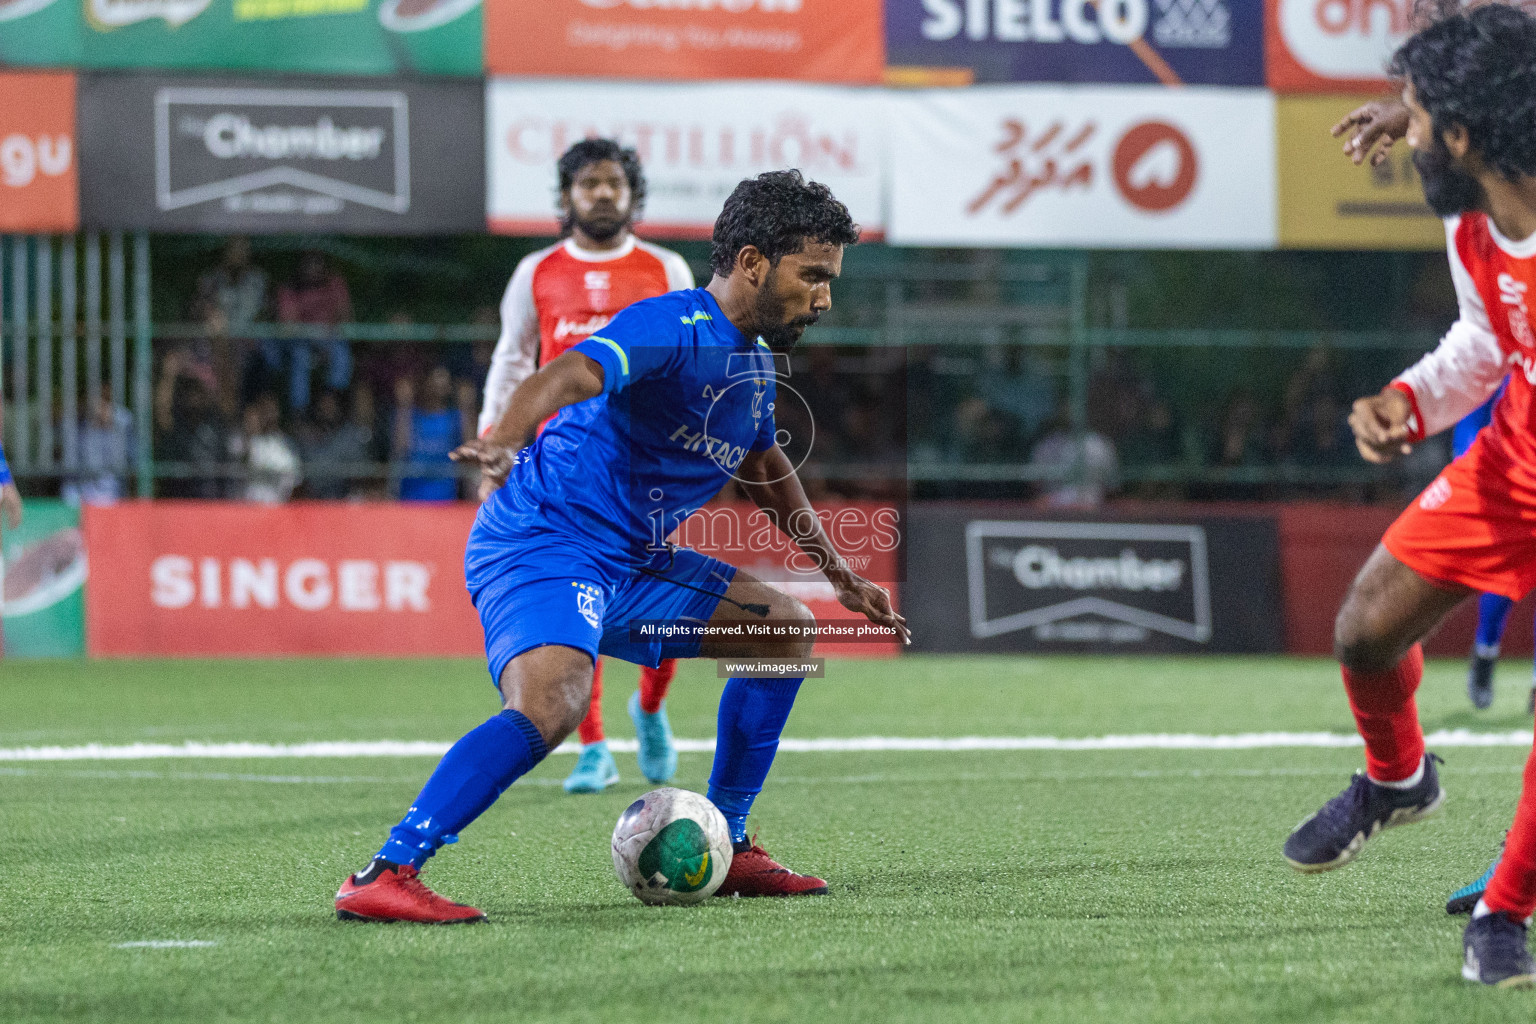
[734,445,909,644]
[450,349,605,491]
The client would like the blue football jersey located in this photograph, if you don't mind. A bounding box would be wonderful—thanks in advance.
[477,288,778,567]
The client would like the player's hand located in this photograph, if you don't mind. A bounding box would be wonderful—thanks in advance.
[1332,98,1410,167]
[1349,387,1415,464]
[450,437,516,492]
[476,473,499,503]
[1,483,21,531]
[829,569,910,646]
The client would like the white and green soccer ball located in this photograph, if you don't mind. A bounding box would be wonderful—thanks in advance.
[611,787,733,906]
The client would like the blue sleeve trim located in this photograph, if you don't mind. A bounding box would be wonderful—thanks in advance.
[0,442,11,485]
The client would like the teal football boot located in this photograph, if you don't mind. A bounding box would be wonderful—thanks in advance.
[563,741,619,794]
[628,691,678,784]
[1449,839,1505,915]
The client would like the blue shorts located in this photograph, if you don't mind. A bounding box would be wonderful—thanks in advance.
[468,535,736,687]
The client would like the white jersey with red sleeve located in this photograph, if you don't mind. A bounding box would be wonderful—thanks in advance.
[478,236,694,437]
[1392,212,1536,459]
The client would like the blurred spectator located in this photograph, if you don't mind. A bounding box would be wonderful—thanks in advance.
[1028,406,1119,508]
[194,238,268,414]
[300,388,376,500]
[393,367,472,501]
[156,375,226,500]
[1211,391,1268,468]
[1119,397,1181,467]
[1286,391,1355,467]
[950,393,1019,464]
[273,251,353,414]
[979,347,1057,442]
[194,237,267,332]
[230,394,301,504]
[63,384,134,506]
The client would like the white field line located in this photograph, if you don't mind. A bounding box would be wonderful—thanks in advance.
[0,729,1529,762]
[113,941,217,949]
[7,765,1530,788]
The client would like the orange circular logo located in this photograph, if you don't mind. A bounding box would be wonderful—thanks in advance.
[1112,122,1199,214]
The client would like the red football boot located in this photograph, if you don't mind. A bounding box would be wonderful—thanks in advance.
[716,837,828,897]
[335,865,487,924]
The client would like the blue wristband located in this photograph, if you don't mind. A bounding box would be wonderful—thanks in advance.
[0,442,11,486]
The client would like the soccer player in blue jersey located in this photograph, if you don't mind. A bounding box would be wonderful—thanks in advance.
[334,170,908,923]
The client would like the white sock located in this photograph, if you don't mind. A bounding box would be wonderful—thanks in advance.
[1476,643,1501,660]
[1474,898,1493,919]
[1369,760,1425,790]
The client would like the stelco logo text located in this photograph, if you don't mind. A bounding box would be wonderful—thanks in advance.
[920,0,1149,44]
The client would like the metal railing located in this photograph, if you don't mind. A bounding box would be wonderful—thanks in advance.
[0,239,1445,494]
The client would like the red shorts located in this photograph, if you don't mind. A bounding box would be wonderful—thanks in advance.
[1384,434,1536,600]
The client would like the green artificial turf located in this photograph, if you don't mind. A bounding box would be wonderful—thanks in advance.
[3,656,1536,1023]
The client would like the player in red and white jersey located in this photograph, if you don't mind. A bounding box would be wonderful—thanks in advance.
[479,139,693,796]
[1283,8,1536,986]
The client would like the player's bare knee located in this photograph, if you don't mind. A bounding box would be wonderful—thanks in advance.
[1334,603,1403,674]
[497,648,595,748]
[776,593,816,659]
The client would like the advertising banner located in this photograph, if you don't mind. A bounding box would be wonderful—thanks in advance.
[1,499,88,659]
[484,0,884,84]
[672,502,902,659]
[78,74,485,234]
[885,0,1263,86]
[1278,93,1442,250]
[83,501,485,657]
[0,71,79,234]
[903,505,1283,654]
[0,0,480,76]
[487,79,886,239]
[1264,0,1407,92]
[888,85,1275,248]
[81,500,896,658]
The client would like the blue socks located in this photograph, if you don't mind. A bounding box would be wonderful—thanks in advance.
[1476,593,1516,657]
[707,676,803,846]
[376,709,548,868]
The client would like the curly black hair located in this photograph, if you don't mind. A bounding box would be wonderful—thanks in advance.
[709,170,860,278]
[1390,4,1536,179]
[557,139,647,230]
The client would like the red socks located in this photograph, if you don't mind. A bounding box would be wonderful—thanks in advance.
[1342,644,1425,783]
[576,660,675,744]
[576,660,606,746]
[639,659,676,715]
[1485,748,1536,920]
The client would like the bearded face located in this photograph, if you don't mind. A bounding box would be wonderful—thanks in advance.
[1415,125,1489,217]
[751,264,822,353]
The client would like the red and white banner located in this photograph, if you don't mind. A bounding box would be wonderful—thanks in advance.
[0,71,78,234]
[84,502,484,657]
[83,500,898,658]
[1265,0,1411,91]
[486,79,886,240]
[483,0,884,84]
[675,501,902,658]
[887,85,1276,248]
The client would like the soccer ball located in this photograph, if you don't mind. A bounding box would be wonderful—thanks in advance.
[611,787,733,906]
